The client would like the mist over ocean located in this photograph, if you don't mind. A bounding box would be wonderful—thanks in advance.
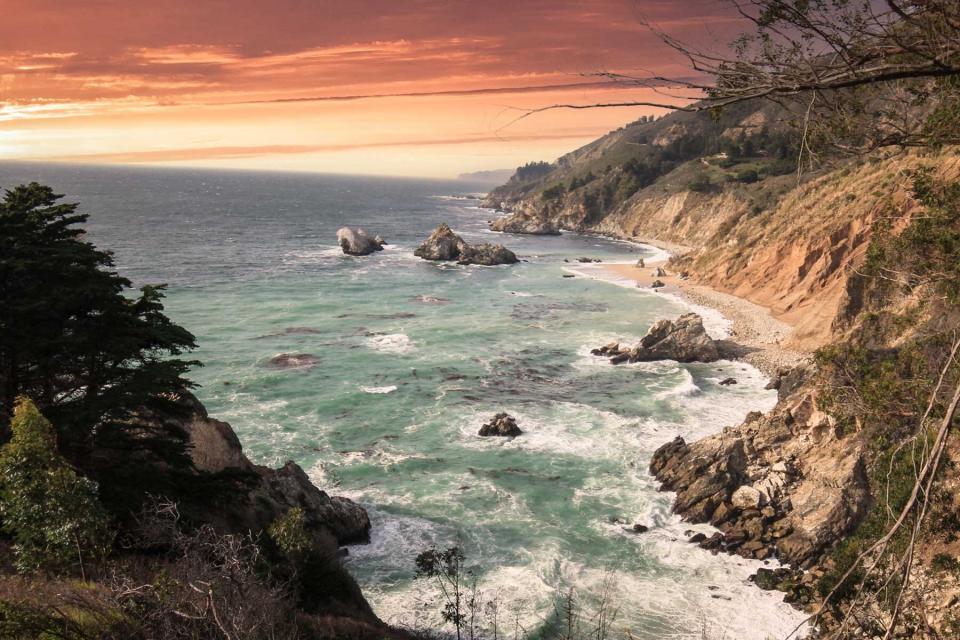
[1,162,804,638]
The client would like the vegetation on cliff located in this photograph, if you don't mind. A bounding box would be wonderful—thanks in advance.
[0,184,400,639]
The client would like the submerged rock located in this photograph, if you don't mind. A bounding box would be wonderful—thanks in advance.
[336,227,386,256]
[720,377,738,386]
[414,223,517,265]
[490,213,561,235]
[478,412,523,437]
[265,353,320,369]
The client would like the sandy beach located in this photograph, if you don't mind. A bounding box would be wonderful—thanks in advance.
[602,260,810,376]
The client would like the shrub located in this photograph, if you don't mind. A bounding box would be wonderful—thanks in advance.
[268,507,312,557]
[734,168,760,183]
[687,173,714,193]
[0,398,111,574]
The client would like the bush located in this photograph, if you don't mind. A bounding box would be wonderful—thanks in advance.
[734,168,760,183]
[687,173,714,193]
[0,398,111,574]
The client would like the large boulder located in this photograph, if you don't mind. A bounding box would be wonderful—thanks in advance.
[413,223,469,260]
[490,213,561,235]
[593,313,719,364]
[478,412,523,437]
[337,227,386,256]
[414,224,517,266]
[458,243,518,266]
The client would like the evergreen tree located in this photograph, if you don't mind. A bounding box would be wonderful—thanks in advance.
[0,183,199,484]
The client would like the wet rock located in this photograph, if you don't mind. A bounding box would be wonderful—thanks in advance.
[490,213,561,235]
[636,257,645,268]
[625,523,649,533]
[591,314,720,364]
[478,412,523,437]
[415,223,517,265]
[337,227,386,256]
[265,353,320,369]
[719,377,738,385]
[652,266,667,277]
[413,294,451,304]
[651,279,666,288]
[688,532,708,544]
[562,274,576,278]
[457,243,519,266]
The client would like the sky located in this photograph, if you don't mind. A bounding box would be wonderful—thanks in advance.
[0,1,744,177]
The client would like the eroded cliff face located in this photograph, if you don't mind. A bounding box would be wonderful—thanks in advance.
[487,110,960,631]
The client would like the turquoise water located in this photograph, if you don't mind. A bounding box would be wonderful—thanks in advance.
[1,163,804,639]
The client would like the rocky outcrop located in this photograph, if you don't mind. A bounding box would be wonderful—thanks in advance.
[458,243,519,266]
[490,213,561,235]
[337,227,386,256]
[591,313,719,364]
[136,392,371,545]
[414,223,517,266]
[478,412,522,437]
[649,367,870,566]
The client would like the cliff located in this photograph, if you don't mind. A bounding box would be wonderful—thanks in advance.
[486,107,960,634]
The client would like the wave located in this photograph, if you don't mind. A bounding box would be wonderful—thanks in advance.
[365,332,416,354]
[361,385,398,394]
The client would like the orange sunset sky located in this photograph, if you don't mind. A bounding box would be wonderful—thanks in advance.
[1,1,743,177]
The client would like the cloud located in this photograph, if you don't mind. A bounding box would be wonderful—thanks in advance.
[40,130,603,163]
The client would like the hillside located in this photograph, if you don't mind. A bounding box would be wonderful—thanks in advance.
[486,106,960,635]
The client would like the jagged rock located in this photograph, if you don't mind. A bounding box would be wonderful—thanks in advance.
[651,279,666,288]
[265,353,320,369]
[624,523,649,533]
[652,266,667,277]
[490,213,561,235]
[636,257,645,268]
[650,378,870,566]
[457,243,519,266]
[688,532,707,543]
[336,227,386,256]
[591,315,719,364]
[414,224,517,265]
[719,377,738,385]
[129,391,371,546]
[478,412,522,437]
[414,223,469,260]
[731,485,764,511]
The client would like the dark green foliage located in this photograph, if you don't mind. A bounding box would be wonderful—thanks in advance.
[931,553,960,574]
[734,168,760,184]
[687,173,714,193]
[0,183,199,489]
[541,184,565,201]
[511,161,553,183]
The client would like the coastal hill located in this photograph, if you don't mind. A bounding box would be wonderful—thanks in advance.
[485,104,960,634]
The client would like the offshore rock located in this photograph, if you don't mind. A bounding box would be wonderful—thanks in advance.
[415,223,517,265]
[478,412,523,437]
[265,353,320,369]
[594,313,719,364]
[458,243,519,266]
[490,213,561,235]
[336,227,386,256]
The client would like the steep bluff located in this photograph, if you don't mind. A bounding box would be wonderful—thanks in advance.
[486,106,960,632]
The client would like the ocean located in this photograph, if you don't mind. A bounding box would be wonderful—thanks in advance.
[1,162,805,639]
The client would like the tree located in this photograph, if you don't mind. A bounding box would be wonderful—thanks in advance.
[415,546,469,639]
[511,1,960,155]
[0,397,111,574]
[0,183,198,466]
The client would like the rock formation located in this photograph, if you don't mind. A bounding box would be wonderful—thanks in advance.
[337,227,386,256]
[135,392,371,545]
[649,367,870,566]
[591,313,719,363]
[478,412,522,437]
[414,223,518,266]
[490,213,560,235]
